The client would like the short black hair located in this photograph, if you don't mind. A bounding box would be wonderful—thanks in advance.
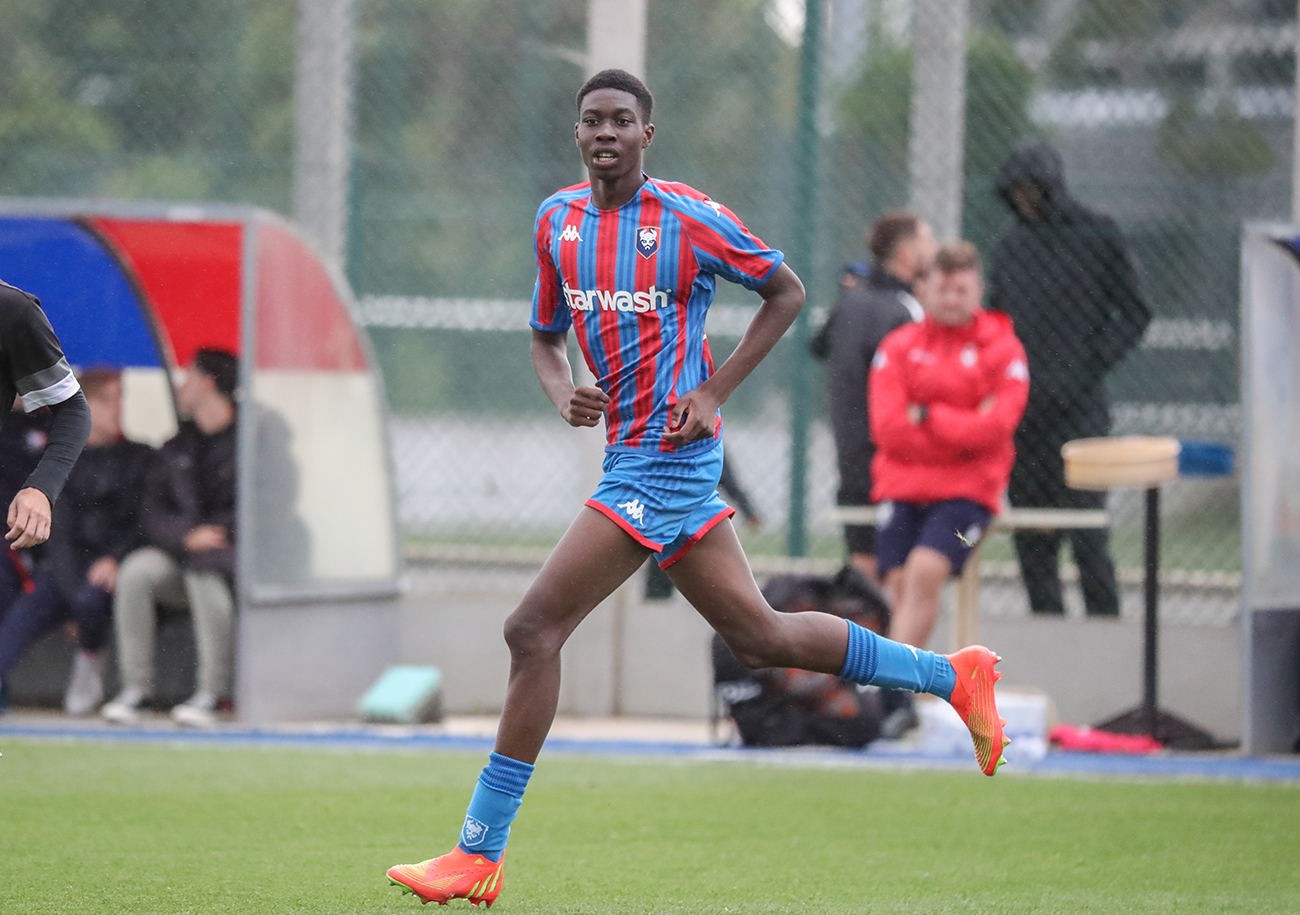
[576,69,653,122]
[192,348,239,401]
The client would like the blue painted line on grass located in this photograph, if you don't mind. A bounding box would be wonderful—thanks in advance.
[2,722,1298,782]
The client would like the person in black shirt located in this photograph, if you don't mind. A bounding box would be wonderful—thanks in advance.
[101,349,238,728]
[0,281,91,549]
[812,212,934,584]
[0,368,151,715]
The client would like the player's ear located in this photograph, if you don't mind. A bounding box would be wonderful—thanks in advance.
[642,123,654,148]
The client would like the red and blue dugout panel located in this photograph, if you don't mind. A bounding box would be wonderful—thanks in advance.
[0,200,398,721]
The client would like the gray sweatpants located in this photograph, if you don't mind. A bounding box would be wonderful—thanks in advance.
[112,546,234,699]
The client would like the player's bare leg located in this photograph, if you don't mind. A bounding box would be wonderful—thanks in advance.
[666,517,850,673]
[494,506,651,763]
[883,545,950,649]
[387,507,650,905]
[669,519,1006,774]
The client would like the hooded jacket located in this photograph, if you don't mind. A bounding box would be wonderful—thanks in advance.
[869,309,1029,514]
[986,138,1149,412]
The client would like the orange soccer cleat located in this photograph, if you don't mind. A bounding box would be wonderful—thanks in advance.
[945,645,1010,776]
[387,847,505,907]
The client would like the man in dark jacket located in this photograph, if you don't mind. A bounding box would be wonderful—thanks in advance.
[813,211,934,583]
[0,368,151,715]
[987,137,1151,617]
[102,349,238,727]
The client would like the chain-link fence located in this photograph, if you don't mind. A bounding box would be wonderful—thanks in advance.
[2,0,1293,623]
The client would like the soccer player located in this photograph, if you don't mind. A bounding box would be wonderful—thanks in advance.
[0,280,91,551]
[386,70,1009,908]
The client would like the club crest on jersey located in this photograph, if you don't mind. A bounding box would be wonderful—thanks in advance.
[636,226,659,258]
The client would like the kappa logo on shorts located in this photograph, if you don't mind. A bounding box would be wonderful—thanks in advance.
[559,224,582,243]
[636,226,659,258]
[617,498,647,525]
[461,815,489,847]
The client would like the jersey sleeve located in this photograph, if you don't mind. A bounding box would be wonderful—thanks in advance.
[529,206,572,333]
[5,293,81,410]
[673,195,784,291]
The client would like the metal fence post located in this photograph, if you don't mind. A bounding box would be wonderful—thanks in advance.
[785,0,823,558]
[294,0,357,272]
[908,0,968,241]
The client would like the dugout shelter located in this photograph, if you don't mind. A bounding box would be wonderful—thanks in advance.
[0,199,398,722]
[1240,223,1300,754]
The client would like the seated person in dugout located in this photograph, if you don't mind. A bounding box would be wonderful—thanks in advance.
[712,565,889,749]
[869,240,1029,665]
[0,368,152,716]
[101,349,238,729]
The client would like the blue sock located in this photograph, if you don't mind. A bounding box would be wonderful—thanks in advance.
[838,621,957,701]
[457,752,534,862]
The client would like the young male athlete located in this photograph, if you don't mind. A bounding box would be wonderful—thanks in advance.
[386,69,1009,908]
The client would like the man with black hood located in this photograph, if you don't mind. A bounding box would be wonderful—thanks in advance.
[987,137,1150,617]
[813,210,934,584]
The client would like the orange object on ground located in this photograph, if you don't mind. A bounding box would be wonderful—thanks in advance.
[387,847,505,907]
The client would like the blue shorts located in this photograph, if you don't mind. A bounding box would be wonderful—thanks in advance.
[875,499,992,576]
[586,445,736,568]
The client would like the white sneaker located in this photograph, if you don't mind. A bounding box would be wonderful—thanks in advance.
[101,687,147,725]
[63,651,105,716]
[170,692,219,728]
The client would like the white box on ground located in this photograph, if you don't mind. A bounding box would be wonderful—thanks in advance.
[915,689,1050,765]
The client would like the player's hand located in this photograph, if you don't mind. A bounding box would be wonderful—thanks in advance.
[86,556,119,592]
[6,488,52,549]
[663,388,720,446]
[561,386,609,428]
[184,524,229,554]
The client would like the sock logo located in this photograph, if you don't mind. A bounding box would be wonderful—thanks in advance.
[461,815,489,847]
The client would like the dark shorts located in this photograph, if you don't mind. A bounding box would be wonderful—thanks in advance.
[875,498,992,576]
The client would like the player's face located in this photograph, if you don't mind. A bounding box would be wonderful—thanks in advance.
[575,88,653,182]
[929,268,983,327]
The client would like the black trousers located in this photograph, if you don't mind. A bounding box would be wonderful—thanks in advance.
[1009,397,1120,617]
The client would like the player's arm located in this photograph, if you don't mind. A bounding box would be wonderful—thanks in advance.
[7,391,91,548]
[664,262,803,445]
[530,329,608,428]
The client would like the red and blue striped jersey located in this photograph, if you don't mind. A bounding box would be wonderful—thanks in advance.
[531,177,783,456]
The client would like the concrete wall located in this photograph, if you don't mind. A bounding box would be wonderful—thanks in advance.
[399,559,1242,742]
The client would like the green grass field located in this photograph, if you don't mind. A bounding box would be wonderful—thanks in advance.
[2,740,1297,914]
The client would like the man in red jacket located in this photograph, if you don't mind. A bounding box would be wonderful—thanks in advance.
[869,241,1029,655]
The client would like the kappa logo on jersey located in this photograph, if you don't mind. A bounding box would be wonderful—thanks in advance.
[636,226,659,258]
[559,224,582,243]
[703,198,723,217]
[617,498,647,525]
[563,282,673,314]
[461,815,489,847]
